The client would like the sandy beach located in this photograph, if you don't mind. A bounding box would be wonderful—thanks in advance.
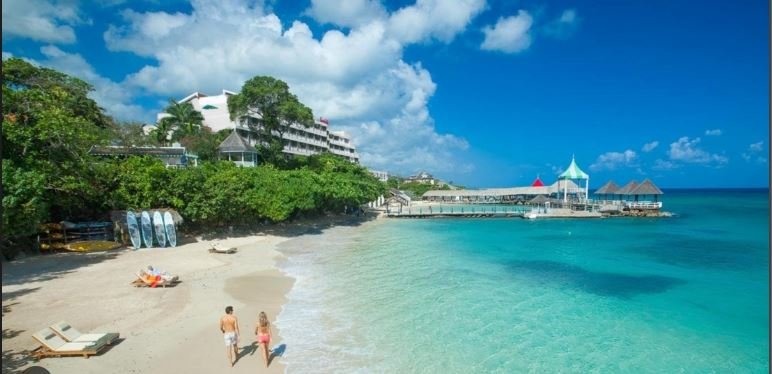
[2,216,374,374]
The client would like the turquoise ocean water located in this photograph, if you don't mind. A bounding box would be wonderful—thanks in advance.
[277,190,769,373]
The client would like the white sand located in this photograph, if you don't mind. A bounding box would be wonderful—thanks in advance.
[2,232,295,373]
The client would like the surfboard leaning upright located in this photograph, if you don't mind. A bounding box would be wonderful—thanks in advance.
[126,211,142,249]
[153,211,166,248]
[140,211,153,247]
[163,211,176,247]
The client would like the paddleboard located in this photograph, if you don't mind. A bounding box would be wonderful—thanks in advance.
[126,211,141,249]
[163,211,177,247]
[140,211,153,247]
[153,211,166,247]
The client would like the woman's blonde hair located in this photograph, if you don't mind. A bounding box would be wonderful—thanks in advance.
[258,311,269,327]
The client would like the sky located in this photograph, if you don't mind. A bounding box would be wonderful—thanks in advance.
[2,0,769,188]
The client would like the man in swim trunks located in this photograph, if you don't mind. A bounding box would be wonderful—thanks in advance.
[220,306,240,367]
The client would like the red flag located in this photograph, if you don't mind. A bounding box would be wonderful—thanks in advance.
[319,117,329,125]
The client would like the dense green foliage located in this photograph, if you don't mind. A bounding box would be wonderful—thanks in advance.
[100,153,384,227]
[1,60,385,259]
[2,57,115,248]
[227,76,314,165]
[109,121,157,147]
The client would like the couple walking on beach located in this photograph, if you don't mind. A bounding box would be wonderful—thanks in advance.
[220,306,273,368]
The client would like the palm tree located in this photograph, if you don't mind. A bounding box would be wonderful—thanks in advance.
[162,99,204,139]
[150,119,174,146]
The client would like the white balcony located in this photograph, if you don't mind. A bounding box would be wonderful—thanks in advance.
[283,132,329,148]
[288,122,327,137]
[328,137,351,147]
[283,146,316,156]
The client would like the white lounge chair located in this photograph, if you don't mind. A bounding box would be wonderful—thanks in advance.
[31,327,107,359]
[49,321,119,346]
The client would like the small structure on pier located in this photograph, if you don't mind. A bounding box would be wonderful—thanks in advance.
[595,179,664,211]
[558,156,590,202]
[594,180,621,201]
[615,180,639,199]
[421,180,581,203]
[531,175,545,187]
[626,179,663,209]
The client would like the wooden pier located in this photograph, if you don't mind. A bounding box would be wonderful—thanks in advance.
[386,206,528,218]
[387,211,525,218]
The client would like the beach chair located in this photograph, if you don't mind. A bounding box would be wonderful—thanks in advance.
[49,321,119,346]
[209,242,237,254]
[31,327,108,359]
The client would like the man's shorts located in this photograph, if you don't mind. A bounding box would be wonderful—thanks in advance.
[224,332,238,346]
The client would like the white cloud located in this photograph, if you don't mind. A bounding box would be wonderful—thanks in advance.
[480,11,533,53]
[2,51,13,60]
[589,150,637,171]
[642,141,659,152]
[305,0,386,28]
[543,8,579,38]
[2,0,84,43]
[547,163,564,175]
[38,46,152,121]
[705,129,722,136]
[652,159,677,170]
[103,0,474,174]
[742,141,766,163]
[667,136,728,165]
[387,0,486,44]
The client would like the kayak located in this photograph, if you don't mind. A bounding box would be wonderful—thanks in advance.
[64,241,123,252]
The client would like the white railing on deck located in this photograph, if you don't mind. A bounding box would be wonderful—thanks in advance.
[625,201,662,209]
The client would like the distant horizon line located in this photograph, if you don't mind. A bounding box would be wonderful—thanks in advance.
[454,186,769,191]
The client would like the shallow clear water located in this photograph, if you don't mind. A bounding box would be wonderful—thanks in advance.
[277,190,769,373]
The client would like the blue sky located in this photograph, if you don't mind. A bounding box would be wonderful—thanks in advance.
[3,0,769,188]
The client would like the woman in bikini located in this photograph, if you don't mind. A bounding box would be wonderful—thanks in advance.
[255,311,272,368]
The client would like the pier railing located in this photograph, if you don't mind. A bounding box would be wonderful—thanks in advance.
[624,201,662,210]
[386,206,528,218]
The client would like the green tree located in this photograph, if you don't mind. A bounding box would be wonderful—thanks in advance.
[178,128,230,161]
[386,177,402,189]
[109,121,155,146]
[149,119,174,146]
[2,59,113,214]
[160,99,204,140]
[227,76,314,165]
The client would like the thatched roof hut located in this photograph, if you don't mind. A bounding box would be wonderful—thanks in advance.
[630,179,663,196]
[594,180,620,195]
[615,180,639,196]
[528,195,550,205]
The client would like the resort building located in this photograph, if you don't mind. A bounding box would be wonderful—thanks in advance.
[89,145,199,168]
[370,169,389,182]
[157,90,359,163]
[407,171,437,185]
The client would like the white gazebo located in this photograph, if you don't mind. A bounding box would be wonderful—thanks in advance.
[558,156,589,202]
[218,130,258,167]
